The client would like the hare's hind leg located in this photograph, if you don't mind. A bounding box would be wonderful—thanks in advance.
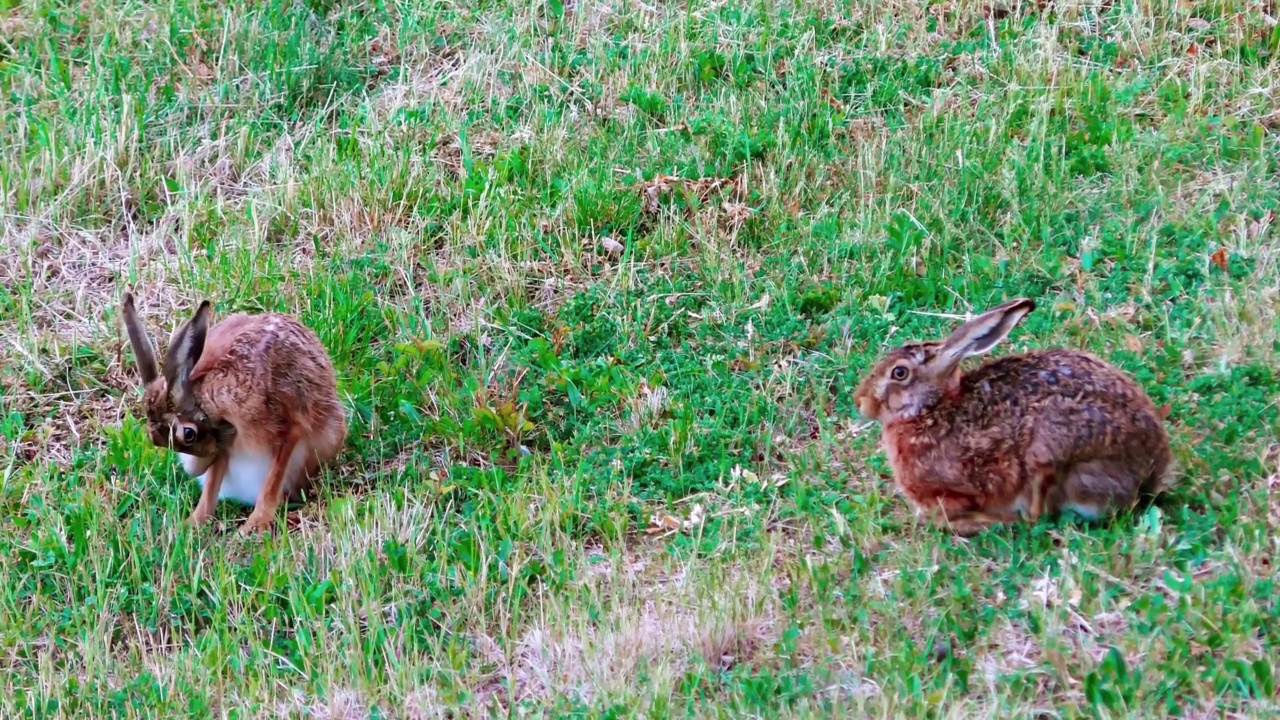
[240,428,308,535]
[1061,459,1142,522]
[285,417,345,505]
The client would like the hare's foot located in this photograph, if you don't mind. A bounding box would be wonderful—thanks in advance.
[932,506,1018,537]
[238,510,277,535]
[187,507,216,526]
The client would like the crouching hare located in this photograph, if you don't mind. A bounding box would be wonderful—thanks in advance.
[121,290,347,534]
[853,298,1171,537]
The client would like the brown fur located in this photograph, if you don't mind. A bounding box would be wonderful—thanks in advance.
[120,290,347,534]
[853,298,1171,537]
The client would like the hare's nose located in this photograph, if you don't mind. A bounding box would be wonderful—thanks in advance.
[856,396,874,419]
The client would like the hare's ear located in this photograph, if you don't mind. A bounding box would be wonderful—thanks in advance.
[163,300,212,403]
[121,290,160,385]
[933,298,1036,374]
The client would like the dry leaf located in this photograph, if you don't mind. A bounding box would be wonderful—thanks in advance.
[1210,247,1228,271]
[1125,335,1143,353]
[647,513,683,534]
[1186,18,1210,31]
[686,503,705,529]
[641,174,678,214]
[600,236,624,256]
[820,86,845,111]
[842,117,881,140]
[687,176,734,199]
[722,201,752,226]
[1245,211,1273,240]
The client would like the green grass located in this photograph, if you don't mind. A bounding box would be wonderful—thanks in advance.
[1,0,1278,716]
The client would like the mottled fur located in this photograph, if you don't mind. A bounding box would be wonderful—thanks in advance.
[853,298,1171,536]
[121,290,347,534]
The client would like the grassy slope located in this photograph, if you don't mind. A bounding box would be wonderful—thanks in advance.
[1,0,1278,716]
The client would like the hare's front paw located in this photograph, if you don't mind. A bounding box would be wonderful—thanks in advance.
[187,507,215,526]
[238,511,276,535]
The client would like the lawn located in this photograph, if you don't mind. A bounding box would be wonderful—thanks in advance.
[1,0,1278,716]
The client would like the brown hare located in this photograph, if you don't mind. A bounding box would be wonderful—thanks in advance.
[121,290,347,534]
[853,297,1171,536]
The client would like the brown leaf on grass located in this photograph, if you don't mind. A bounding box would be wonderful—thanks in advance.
[646,505,705,535]
[987,3,1011,21]
[640,175,736,214]
[840,117,883,140]
[647,513,682,534]
[1210,247,1228,271]
[721,201,752,228]
[368,27,400,72]
[641,174,679,214]
[686,176,736,201]
[820,86,845,111]
[1245,211,1273,240]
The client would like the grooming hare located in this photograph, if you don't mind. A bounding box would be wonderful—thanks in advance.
[853,298,1170,536]
[121,290,347,534]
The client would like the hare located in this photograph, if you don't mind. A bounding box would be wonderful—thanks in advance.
[120,290,347,534]
[853,298,1170,536]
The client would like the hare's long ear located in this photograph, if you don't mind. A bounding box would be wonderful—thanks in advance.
[163,300,212,407]
[121,290,160,385]
[933,298,1036,375]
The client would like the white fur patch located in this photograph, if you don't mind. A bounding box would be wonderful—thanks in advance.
[179,453,215,477]
[1009,494,1030,516]
[180,447,274,506]
[1063,502,1101,521]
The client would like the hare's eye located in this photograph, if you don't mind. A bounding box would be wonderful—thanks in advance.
[890,365,910,381]
[181,426,197,444]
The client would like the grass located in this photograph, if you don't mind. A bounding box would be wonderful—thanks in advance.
[1,0,1278,716]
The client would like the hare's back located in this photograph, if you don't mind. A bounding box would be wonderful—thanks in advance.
[191,312,340,424]
[961,348,1164,454]
[952,350,1141,419]
[193,313,330,375]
